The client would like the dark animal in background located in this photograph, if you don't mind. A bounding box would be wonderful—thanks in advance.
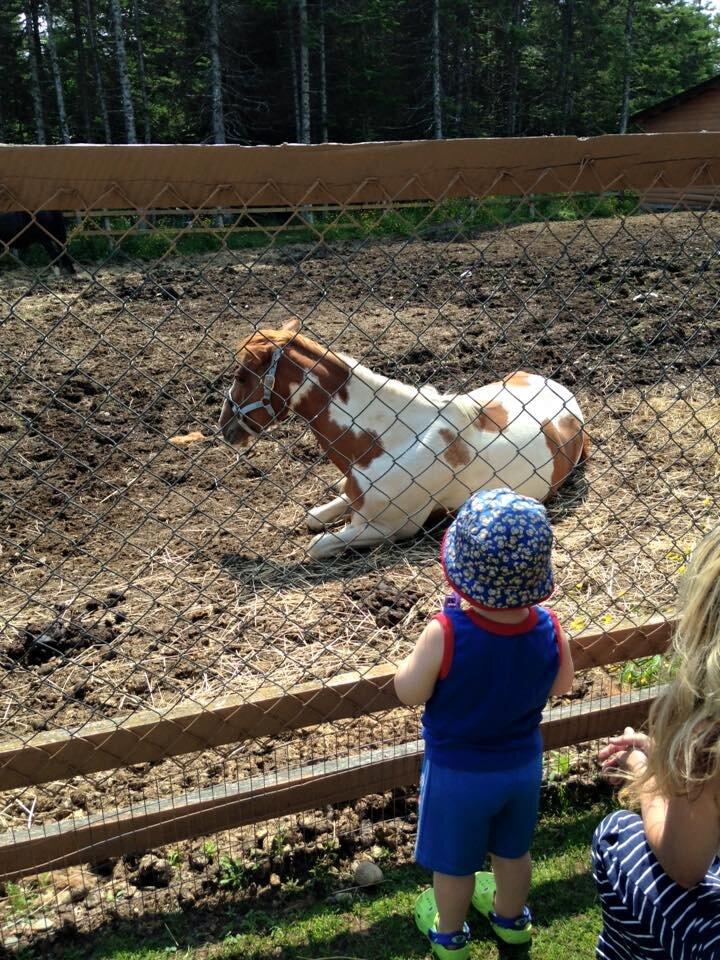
[0,211,75,274]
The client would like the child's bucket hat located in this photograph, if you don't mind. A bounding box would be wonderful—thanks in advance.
[441,487,554,609]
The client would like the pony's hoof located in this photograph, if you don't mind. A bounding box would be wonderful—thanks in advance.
[307,531,346,560]
[307,532,331,559]
[305,511,327,532]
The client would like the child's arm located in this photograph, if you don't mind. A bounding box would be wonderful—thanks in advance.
[625,751,720,888]
[550,624,574,696]
[394,619,445,706]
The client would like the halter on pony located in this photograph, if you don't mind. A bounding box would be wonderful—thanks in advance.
[225,346,283,436]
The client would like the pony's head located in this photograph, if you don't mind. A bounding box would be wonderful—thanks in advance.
[218,316,302,446]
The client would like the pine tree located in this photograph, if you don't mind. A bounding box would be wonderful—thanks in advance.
[318,0,328,142]
[432,0,443,139]
[43,0,71,142]
[619,0,635,133]
[71,0,92,140]
[86,0,112,142]
[208,0,225,143]
[133,0,152,142]
[297,0,311,143]
[110,0,138,143]
[24,0,46,143]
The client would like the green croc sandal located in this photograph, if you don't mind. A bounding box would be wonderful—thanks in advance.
[472,871,532,945]
[414,888,471,960]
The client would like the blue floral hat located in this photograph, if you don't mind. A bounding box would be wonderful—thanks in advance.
[441,488,554,609]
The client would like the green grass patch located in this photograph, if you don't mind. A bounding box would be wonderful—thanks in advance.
[15,794,616,960]
[100,190,637,262]
[0,192,640,272]
[617,654,665,689]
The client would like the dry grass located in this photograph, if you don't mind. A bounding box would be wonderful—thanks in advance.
[1,211,719,836]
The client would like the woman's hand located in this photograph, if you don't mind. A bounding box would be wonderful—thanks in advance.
[599,726,650,786]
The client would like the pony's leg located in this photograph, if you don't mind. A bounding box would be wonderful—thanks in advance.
[306,517,390,560]
[306,494,350,531]
[306,500,434,559]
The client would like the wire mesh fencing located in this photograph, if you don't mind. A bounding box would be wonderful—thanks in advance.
[0,136,719,946]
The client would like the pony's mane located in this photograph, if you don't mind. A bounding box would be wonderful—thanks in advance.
[239,328,340,362]
[237,328,453,405]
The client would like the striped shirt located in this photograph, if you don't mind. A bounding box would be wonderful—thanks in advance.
[592,810,720,960]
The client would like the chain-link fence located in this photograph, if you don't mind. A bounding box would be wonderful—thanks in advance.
[1,136,719,948]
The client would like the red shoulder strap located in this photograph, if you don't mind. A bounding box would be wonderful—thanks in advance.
[546,608,563,662]
[433,612,455,680]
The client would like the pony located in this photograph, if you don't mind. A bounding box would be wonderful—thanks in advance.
[0,212,75,274]
[218,317,589,559]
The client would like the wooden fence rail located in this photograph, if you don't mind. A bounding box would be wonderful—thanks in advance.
[0,617,672,791]
[0,617,673,882]
[0,686,662,882]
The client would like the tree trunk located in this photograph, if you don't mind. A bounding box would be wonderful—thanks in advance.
[558,0,574,134]
[288,9,301,142]
[208,0,225,143]
[452,23,466,136]
[43,1,71,142]
[71,0,92,140]
[86,0,112,142]
[456,3,475,136]
[24,1,46,144]
[619,0,635,133]
[297,0,311,143]
[318,0,328,142]
[506,0,522,136]
[133,0,152,142]
[109,0,137,143]
[432,0,443,138]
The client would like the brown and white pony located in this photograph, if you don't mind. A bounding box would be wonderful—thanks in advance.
[219,317,589,559]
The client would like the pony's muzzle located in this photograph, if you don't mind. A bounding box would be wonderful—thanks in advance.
[218,401,249,447]
[220,420,250,447]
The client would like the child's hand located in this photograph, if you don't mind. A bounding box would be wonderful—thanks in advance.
[599,727,650,762]
[599,727,650,786]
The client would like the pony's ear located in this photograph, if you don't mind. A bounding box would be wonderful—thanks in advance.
[281,316,301,334]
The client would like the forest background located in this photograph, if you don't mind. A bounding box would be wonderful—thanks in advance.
[1,1,720,150]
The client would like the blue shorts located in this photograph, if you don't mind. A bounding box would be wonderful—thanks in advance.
[415,754,543,876]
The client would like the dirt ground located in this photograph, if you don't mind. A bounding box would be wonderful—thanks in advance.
[1,210,719,944]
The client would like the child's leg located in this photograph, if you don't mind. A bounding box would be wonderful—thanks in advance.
[490,851,531,919]
[482,754,541,926]
[433,872,475,933]
[414,760,492,952]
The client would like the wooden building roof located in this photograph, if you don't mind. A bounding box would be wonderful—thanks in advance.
[631,75,720,132]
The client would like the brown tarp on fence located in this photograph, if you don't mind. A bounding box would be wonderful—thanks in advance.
[1,133,720,211]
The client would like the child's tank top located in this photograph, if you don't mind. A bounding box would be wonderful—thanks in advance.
[422,593,561,771]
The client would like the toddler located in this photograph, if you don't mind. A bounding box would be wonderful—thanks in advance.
[394,487,574,958]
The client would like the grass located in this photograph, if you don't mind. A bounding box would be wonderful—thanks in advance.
[617,654,666,688]
[0,191,639,271]
[14,795,616,960]
[6,882,36,919]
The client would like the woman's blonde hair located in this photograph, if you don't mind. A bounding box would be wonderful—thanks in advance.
[622,525,720,805]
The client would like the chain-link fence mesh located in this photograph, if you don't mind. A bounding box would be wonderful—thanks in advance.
[1,138,719,946]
